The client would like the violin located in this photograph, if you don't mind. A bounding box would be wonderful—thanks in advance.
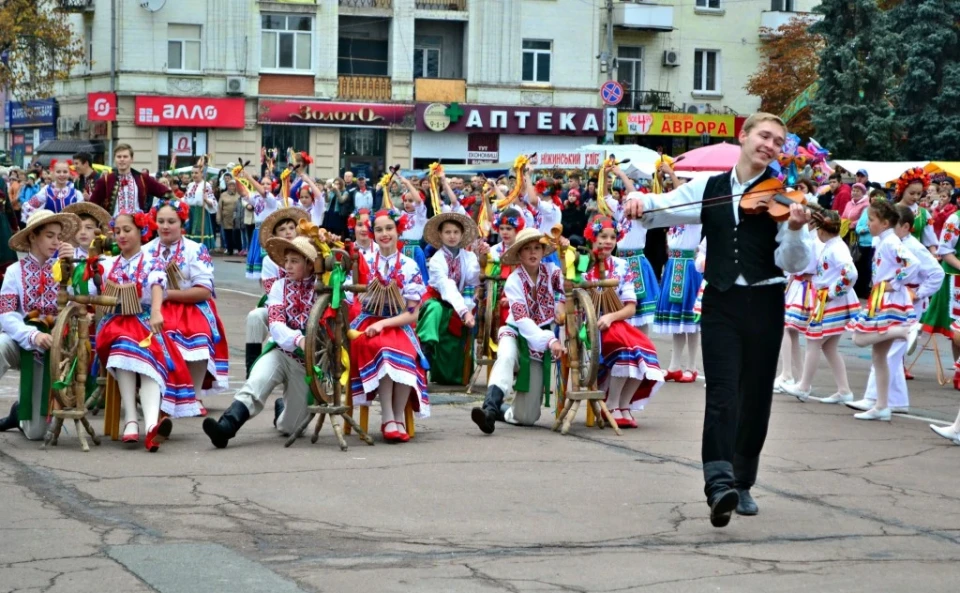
[739,178,827,224]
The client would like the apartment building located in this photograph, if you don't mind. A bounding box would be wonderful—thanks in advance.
[40,0,816,174]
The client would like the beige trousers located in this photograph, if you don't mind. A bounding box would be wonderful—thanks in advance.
[246,308,269,343]
[232,349,310,434]
[488,335,544,426]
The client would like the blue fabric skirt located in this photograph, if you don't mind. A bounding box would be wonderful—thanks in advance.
[653,256,703,334]
[402,243,430,285]
[618,248,659,327]
[245,226,262,279]
[543,251,561,266]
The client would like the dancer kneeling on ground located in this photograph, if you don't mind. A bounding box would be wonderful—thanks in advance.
[471,228,566,434]
[203,236,319,448]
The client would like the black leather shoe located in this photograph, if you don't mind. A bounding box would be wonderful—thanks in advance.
[0,401,19,432]
[709,489,740,528]
[471,407,496,434]
[736,489,758,516]
[273,397,285,428]
[203,401,251,449]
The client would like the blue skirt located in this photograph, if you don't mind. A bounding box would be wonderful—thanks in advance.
[653,257,703,334]
[245,226,262,279]
[402,243,430,285]
[543,251,561,267]
[619,248,659,327]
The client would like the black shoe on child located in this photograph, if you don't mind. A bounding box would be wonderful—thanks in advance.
[0,401,19,432]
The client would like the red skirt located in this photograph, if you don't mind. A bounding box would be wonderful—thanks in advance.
[161,300,230,393]
[96,314,198,418]
[349,314,430,418]
[597,320,665,409]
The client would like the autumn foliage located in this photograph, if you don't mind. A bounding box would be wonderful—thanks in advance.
[0,0,86,100]
[745,17,824,138]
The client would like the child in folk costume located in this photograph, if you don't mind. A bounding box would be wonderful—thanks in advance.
[781,211,859,402]
[203,237,320,448]
[846,200,922,422]
[774,233,822,392]
[242,207,308,377]
[348,209,430,443]
[417,212,481,385]
[471,229,566,434]
[584,216,664,427]
[184,166,218,251]
[523,174,563,265]
[692,238,706,323]
[895,167,938,252]
[294,172,326,226]
[95,209,195,451]
[0,211,79,439]
[21,160,82,222]
[240,171,279,279]
[146,198,230,417]
[654,223,704,383]
[849,205,943,413]
[484,208,525,336]
[63,202,111,259]
[397,175,431,282]
[349,208,378,259]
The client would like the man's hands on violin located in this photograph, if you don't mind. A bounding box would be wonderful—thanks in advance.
[787,203,813,231]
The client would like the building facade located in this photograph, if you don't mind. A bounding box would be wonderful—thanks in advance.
[47,0,817,175]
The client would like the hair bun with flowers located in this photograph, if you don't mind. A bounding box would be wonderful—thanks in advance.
[583,214,623,244]
[494,208,525,232]
[347,207,372,232]
[111,209,158,241]
[373,208,411,234]
[896,167,931,196]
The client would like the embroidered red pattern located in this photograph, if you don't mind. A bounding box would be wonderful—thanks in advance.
[0,293,18,314]
[20,258,59,316]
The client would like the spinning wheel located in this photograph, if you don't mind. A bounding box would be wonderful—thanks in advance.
[286,247,374,450]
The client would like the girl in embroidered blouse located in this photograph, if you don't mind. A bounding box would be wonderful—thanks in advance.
[893,167,938,254]
[775,228,821,394]
[146,199,229,418]
[847,200,921,421]
[0,210,78,439]
[295,172,326,226]
[184,166,218,251]
[348,209,429,443]
[397,175,431,282]
[584,215,665,428]
[237,170,279,279]
[96,210,194,451]
[417,212,481,386]
[781,211,858,403]
[22,160,81,222]
[348,208,377,259]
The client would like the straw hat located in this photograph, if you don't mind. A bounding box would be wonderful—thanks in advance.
[422,212,478,249]
[500,228,556,266]
[63,202,111,230]
[265,236,318,268]
[259,207,308,250]
[9,210,81,253]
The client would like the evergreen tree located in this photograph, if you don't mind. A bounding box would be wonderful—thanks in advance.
[890,0,960,160]
[810,0,902,158]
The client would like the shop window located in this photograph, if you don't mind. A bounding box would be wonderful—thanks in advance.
[340,128,386,180]
[522,39,551,83]
[261,125,310,172]
[157,129,207,172]
[261,14,313,72]
[338,37,389,76]
[167,24,202,72]
[694,49,720,94]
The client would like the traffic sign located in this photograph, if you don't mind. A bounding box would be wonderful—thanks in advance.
[600,81,624,106]
[604,107,618,132]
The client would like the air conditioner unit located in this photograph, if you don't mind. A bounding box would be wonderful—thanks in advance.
[78,117,90,132]
[57,117,72,133]
[662,50,680,67]
[685,103,708,114]
[226,76,246,95]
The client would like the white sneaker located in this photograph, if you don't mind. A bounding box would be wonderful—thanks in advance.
[905,324,922,356]
[773,376,795,393]
[854,407,891,421]
[821,392,854,404]
[929,424,960,444]
[891,406,910,414]
[780,381,810,402]
[846,399,872,412]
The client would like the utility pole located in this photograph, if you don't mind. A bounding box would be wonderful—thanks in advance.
[603,0,615,144]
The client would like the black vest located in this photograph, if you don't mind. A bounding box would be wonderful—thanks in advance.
[701,169,782,291]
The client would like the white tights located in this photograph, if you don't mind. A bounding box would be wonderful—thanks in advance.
[797,335,851,394]
[116,370,161,436]
[188,361,207,399]
[778,329,803,382]
[667,332,700,371]
[377,377,412,434]
[853,329,908,410]
[607,376,643,417]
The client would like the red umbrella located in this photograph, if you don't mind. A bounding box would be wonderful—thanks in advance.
[673,142,741,172]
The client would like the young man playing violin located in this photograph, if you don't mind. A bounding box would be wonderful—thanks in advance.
[623,113,816,528]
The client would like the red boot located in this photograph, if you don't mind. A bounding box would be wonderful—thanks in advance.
[953,371,960,391]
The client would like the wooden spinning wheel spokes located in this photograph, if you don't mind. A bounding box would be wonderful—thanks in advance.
[565,288,599,390]
[304,293,348,406]
[50,303,87,409]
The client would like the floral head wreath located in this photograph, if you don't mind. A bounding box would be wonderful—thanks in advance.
[150,197,190,225]
[583,214,624,244]
[347,207,373,232]
[372,208,411,234]
[49,158,73,171]
[895,167,931,197]
[111,209,158,241]
[494,208,525,232]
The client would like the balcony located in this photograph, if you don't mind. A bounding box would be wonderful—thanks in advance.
[621,89,675,112]
[415,0,467,9]
[415,78,466,102]
[57,0,93,11]
[613,1,674,31]
[339,0,392,8]
[759,11,820,36]
[338,75,392,101]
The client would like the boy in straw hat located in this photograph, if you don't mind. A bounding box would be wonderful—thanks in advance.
[0,210,79,439]
[471,228,566,434]
[203,236,318,448]
[417,211,481,385]
[64,202,111,259]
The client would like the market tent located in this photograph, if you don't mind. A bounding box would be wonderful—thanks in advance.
[577,143,660,176]
[925,161,960,182]
[832,160,928,185]
[673,143,740,172]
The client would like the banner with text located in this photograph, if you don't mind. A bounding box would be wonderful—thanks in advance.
[529,151,605,170]
[617,112,736,137]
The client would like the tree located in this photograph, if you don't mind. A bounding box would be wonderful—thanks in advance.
[745,17,824,138]
[0,0,85,100]
[889,0,960,160]
[810,0,902,159]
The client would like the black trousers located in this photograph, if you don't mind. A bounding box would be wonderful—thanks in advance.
[700,283,784,500]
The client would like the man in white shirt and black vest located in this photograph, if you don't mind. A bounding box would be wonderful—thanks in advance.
[623,113,816,528]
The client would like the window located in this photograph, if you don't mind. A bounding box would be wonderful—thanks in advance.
[770,0,795,10]
[262,126,309,170]
[414,36,442,78]
[696,0,722,9]
[338,37,388,76]
[157,129,207,171]
[261,15,313,71]
[84,18,94,70]
[617,46,643,94]
[521,40,551,83]
[167,24,201,72]
[694,49,719,93]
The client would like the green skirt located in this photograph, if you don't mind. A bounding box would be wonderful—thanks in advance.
[416,298,473,385]
[920,267,957,337]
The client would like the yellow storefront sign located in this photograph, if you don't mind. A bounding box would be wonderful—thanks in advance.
[617,112,735,137]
